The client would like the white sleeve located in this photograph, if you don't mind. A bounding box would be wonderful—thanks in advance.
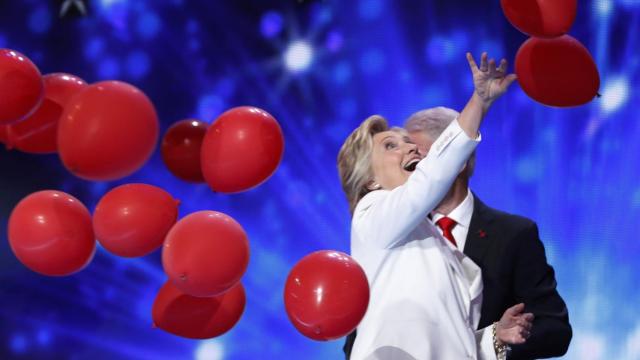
[476,326,498,360]
[352,118,480,249]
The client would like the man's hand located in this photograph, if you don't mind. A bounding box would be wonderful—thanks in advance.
[466,52,518,106]
[496,303,534,345]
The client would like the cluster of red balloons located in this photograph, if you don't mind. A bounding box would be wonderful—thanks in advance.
[8,184,180,275]
[0,48,159,181]
[7,183,249,339]
[2,54,281,337]
[154,106,285,337]
[161,106,285,193]
[501,0,600,107]
[284,251,370,341]
[95,184,249,338]
[155,106,284,338]
[3,47,364,344]
[154,210,250,338]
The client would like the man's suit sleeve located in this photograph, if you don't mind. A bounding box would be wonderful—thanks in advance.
[508,223,572,359]
[344,331,356,359]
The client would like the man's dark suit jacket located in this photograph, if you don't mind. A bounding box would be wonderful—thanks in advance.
[343,195,572,359]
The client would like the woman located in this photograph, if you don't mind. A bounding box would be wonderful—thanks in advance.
[337,53,533,360]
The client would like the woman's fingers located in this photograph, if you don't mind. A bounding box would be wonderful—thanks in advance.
[470,52,506,75]
[510,326,530,344]
[514,312,534,326]
[466,52,479,72]
[515,313,534,322]
[513,324,531,336]
[511,333,526,344]
[488,58,497,75]
[500,320,533,345]
[516,318,533,331]
[480,52,488,72]
[503,73,518,87]
[468,52,508,78]
[505,303,525,317]
[497,58,508,73]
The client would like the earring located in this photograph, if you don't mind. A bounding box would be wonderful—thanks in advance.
[368,182,381,190]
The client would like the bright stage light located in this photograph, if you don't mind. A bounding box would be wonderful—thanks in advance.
[601,77,629,114]
[595,0,613,16]
[195,340,225,360]
[99,0,125,7]
[283,41,314,73]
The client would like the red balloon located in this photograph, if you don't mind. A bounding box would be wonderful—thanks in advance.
[152,280,245,339]
[501,0,576,38]
[284,250,369,341]
[57,81,159,181]
[0,49,44,125]
[0,125,8,145]
[8,190,96,276]
[161,119,208,182]
[515,35,600,107]
[162,211,250,297]
[93,183,179,258]
[1,73,87,153]
[201,106,284,193]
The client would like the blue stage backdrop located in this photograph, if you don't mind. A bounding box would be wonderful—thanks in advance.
[1,0,639,359]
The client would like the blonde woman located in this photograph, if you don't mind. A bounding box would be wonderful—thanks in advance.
[338,53,533,360]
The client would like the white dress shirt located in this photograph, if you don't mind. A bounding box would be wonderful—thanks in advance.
[350,119,496,360]
[432,189,475,252]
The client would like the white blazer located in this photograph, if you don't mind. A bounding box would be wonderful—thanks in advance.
[350,119,496,360]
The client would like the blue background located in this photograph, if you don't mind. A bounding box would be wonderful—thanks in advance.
[1,0,639,359]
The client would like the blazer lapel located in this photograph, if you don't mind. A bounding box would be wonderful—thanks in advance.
[463,194,496,327]
[425,218,484,335]
[464,194,494,266]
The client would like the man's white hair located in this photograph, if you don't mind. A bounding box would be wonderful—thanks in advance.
[404,106,476,177]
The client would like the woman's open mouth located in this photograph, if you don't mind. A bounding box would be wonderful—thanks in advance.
[403,159,420,172]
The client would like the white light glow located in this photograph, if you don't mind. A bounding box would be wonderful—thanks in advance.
[283,41,314,73]
[574,332,606,360]
[622,324,640,359]
[595,0,612,16]
[195,340,224,360]
[601,77,629,114]
[100,0,125,6]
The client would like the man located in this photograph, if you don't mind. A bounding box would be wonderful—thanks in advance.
[343,107,572,359]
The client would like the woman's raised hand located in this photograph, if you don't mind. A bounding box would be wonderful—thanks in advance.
[466,52,518,105]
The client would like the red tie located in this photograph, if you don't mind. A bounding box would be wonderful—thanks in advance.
[436,217,458,247]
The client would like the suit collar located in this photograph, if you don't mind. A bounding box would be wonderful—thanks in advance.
[463,193,495,262]
[432,188,474,230]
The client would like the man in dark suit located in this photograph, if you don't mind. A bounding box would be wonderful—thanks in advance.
[343,107,572,359]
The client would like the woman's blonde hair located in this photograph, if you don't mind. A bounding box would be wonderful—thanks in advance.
[337,115,389,213]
